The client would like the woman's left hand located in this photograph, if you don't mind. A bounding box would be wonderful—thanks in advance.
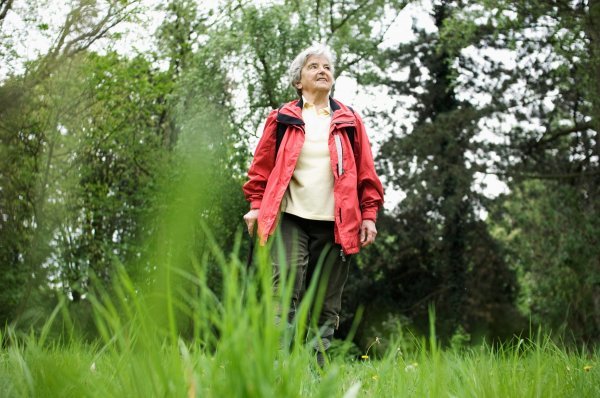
[360,220,377,247]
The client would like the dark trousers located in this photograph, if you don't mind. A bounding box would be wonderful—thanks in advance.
[271,212,350,352]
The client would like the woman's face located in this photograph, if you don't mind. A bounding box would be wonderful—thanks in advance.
[296,55,334,96]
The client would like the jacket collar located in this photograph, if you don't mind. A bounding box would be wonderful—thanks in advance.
[277,97,355,125]
[329,98,355,124]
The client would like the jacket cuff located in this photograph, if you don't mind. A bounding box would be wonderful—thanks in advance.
[250,199,262,209]
[361,208,378,222]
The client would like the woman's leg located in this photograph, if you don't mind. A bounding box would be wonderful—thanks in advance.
[304,220,350,365]
[271,213,310,328]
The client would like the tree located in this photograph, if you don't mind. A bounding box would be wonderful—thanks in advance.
[0,0,147,326]
[447,0,600,341]
[490,180,600,342]
[207,0,408,137]
[364,0,521,339]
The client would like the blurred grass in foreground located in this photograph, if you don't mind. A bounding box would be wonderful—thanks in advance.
[1,314,599,397]
[0,236,598,397]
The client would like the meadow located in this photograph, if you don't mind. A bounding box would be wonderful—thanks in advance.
[1,236,597,398]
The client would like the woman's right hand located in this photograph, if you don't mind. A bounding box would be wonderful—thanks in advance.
[243,209,260,236]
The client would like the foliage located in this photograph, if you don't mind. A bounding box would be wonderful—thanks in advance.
[439,0,600,341]
[440,0,597,180]
[490,180,600,343]
[0,0,249,329]
[0,0,152,327]
[358,0,521,340]
[0,56,93,324]
[210,0,409,135]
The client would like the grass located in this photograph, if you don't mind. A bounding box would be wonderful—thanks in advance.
[1,325,598,397]
[1,233,597,398]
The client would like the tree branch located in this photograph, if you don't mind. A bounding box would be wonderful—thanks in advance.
[0,0,13,28]
[537,122,594,146]
[330,0,370,35]
[255,50,278,109]
[485,169,600,181]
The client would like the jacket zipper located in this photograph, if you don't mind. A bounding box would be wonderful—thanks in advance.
[338,209,347,262]
[334,133,344,176]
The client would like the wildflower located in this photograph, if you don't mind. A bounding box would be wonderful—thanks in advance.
[361,336,381,361]
[583,365,592,372]
[372,375,379,381]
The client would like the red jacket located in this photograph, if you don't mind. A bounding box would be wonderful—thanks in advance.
[243,97,384,255]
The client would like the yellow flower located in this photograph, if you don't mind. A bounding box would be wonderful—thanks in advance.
[583,365,592,372]
[362,337,381,360]
[372,375,379,381]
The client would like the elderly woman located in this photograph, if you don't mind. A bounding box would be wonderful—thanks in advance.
[242,44,384,366]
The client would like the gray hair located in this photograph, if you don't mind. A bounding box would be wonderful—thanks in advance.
[288,44,336,97]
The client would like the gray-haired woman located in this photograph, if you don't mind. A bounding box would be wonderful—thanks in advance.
[243,44,384,367]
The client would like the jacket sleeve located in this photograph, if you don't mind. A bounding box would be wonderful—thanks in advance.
[354,111,384,221]
[242,109,279,209]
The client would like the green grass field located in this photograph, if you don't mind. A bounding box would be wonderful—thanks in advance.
[1,326,597,397]
[1,234,597,397]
